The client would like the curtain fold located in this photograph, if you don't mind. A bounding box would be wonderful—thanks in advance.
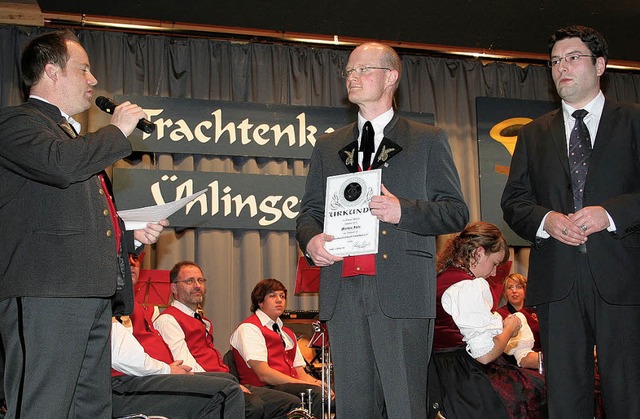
[2,25,639,342]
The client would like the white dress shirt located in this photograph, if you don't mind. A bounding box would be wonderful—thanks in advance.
[153,300,208,373]
[111,320,170,376]
[229,309,306,368]
[357,108,394,168]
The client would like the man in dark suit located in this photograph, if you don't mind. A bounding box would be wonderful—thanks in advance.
[296,42,468,418]
[0,30,167,418]
[502,25,640,418]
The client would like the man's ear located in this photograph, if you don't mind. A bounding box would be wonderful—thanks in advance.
[386,69,399,86]
[44,63,59,81]
[595,56,606,77]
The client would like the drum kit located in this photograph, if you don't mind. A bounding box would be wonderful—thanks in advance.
[288,320,332,419]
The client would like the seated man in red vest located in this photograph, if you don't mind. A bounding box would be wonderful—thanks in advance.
[154,261,298,419]
[111,253,244,418]
[230,278,331,419]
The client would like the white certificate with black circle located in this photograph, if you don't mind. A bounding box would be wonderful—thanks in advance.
[323,169,381,257]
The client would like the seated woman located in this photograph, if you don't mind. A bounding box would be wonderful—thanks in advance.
[432,221,546,419]
[497,273,542,369]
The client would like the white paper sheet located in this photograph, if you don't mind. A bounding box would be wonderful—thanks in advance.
[117,189,207,230]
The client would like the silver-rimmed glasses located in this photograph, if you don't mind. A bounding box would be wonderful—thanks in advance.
[340,66,391,79]
[547,53,596,68]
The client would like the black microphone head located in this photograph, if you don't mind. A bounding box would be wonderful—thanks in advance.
[95,96,117,114]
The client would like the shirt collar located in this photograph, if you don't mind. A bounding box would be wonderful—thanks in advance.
[561,90,605,122]
[172,300,197,317]
[357,108,394,141]
[30,95,82,133]
[255,309,282,329]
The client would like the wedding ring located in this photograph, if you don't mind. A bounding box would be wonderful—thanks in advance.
[581,224,588,231]
[562,228,568,235]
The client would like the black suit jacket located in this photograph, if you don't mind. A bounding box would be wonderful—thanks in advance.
[0,98,136,313]
[501,99,640,305]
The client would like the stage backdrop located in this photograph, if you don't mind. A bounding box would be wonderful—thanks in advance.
[476,97,557,247]
[113,95,434,231]
[1,26,639,344]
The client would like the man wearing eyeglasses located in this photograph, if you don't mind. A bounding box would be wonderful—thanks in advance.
[154,261,298,419]
[296,42,468,418]
[110,254,245,418]
[502,25,640,417]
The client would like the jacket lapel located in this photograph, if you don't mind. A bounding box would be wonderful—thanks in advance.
[337,116,404,172]
[549,109,570,178]
[370,137,402,170]
[338,139,359,173]
[587,99,618,181]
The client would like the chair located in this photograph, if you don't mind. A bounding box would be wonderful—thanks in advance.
[223,349,240,380]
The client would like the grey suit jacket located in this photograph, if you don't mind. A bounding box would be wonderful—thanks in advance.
[0,98,136,310]
[296,114,468,320]
[501,99,640,305]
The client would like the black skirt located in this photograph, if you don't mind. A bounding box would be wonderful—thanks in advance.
[431,349,547,419]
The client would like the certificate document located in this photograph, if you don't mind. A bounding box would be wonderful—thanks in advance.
[323,169,381,256]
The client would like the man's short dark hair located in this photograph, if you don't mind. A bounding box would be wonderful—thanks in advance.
[250,278,287,312]
[21,29,80,90]
[548,25,608,65]
[169,261,201,283]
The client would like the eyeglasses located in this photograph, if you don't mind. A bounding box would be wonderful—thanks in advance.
[506,284,524,291]
[340,66,391,79]
[173,277,207,286]
[547,53,596,68]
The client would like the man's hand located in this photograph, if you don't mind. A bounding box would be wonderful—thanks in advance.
[169,360,193,375]
[133,219,169,245]
[306,233,343,266]
[369,184,401,224]
[110,101,149,137]
[240,385,252,394]
[568,206,610,236]
[544,211,587,246]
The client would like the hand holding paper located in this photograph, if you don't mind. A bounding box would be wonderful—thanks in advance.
[118,189,207,230]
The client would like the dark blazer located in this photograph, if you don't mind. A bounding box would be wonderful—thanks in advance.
[0,98,136,311]
[501,99,640,306]
[296,114,468,320]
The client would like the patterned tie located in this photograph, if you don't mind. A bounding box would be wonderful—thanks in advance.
[360,121,374,170]
[568,109,592,210]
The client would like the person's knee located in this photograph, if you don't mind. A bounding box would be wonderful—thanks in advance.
[244,394,265,419]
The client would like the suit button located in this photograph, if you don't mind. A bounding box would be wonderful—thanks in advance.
[106,229,113,237]
[381,229,387,236]
[103,209,110,216]
[99,189,105,195]
[382,253,388,260]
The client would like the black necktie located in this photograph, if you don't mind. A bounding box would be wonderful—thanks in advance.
[360,121,374,170]
[568,109,592,210]
[194,312,214,344]
[272,323,286,347]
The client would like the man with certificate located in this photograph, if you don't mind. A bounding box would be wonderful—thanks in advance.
[296,42,468,418]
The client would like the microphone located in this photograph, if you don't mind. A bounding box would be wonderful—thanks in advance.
[95,96,156,134]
